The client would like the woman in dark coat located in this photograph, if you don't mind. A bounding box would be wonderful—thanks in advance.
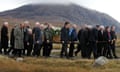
[1,22,9,55]
[103,26,112,58]
[7,26,16,55]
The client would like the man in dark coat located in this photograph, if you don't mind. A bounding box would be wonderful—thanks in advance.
[103,26,112,59]
[75,24,88,58]
[110,26,118,58]
[69,24,78,57]
[97,25,105,57]
[87,25,98,59]
[32,22,43,57]
[60,22,70,58]
[26,29,33,56]
[7,25,17,55]
[43,23,54,57]
[23,21,30,55]
[1,22,9,55]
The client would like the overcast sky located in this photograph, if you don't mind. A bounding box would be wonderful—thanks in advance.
[0,0,120,22]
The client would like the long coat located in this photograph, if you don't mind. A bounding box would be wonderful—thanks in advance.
[14,26,24,49]
[10,28,15,48]
[32,27,43,44]
[60,27,70,43]
[44,28,54,42]
[78,29,88,44]
[1,26,8,48]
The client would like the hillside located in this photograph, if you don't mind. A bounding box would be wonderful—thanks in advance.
[0,4,120,30]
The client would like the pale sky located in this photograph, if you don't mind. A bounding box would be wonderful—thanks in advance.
[0,0,120,22]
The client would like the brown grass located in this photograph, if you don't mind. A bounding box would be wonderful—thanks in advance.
[0,56,120,72]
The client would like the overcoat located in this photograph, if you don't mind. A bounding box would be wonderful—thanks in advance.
[14,26,24,49]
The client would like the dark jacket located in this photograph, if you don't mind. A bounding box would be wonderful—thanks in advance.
[24,26,30,42]
[44,27,54,42]
[103,31,112,44]
[10,28,15,48]
[78,29,88,44]
[1,26,8,48]
[27,34,33,46]
[61,27,70,42]
[88,28,98,42]
[33,27,42,44]
[98,30,104,42]
[111,31,117,44]
[69,28,78,41]
[111,31,117,40]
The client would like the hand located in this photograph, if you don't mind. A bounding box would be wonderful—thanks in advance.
[62,41,64,43]
[36,41,39,44]
[96,41,98,43]
[27,42,29,45]
[47,40,50,43]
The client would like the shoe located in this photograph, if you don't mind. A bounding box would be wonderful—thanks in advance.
[75,52,77,56]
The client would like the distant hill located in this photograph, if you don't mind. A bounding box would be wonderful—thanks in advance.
[0,3,120,31]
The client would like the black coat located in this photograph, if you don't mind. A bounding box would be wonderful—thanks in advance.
[111,31,117,40]
[27,34,33,46]
[88,28,98,42]
[24,27,30,42]
[78,29,88,44]
[61,27,70,42]
[103,31,112,43]
[111,31,117,44]
[10,28,15,48]
[1,26,8,48]
[98,30,104,42]
[33,27,42,44]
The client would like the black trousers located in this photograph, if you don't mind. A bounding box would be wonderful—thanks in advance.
[27,44,33,56]
[111,43,117,57]
[1,39,8,54]
[23,42,27,55]
[97,43,104,57]
[80,43,88,58]
[87,42,97,59]
[60,43,68,58]
[103,43,112,58]
[75,44,81,56]
[33,43,42,56]
[69,42,75,57]
[43,42,45,56]
[7,46,15,55]
[14,49,22,57]
[43,42,52,57]
[1,47,8,55]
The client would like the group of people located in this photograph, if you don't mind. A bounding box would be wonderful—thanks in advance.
[0,21,118,59]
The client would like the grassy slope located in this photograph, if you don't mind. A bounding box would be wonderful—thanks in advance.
[0,56,120,72]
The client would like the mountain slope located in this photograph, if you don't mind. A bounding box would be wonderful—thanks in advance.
[0,4,120,29]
